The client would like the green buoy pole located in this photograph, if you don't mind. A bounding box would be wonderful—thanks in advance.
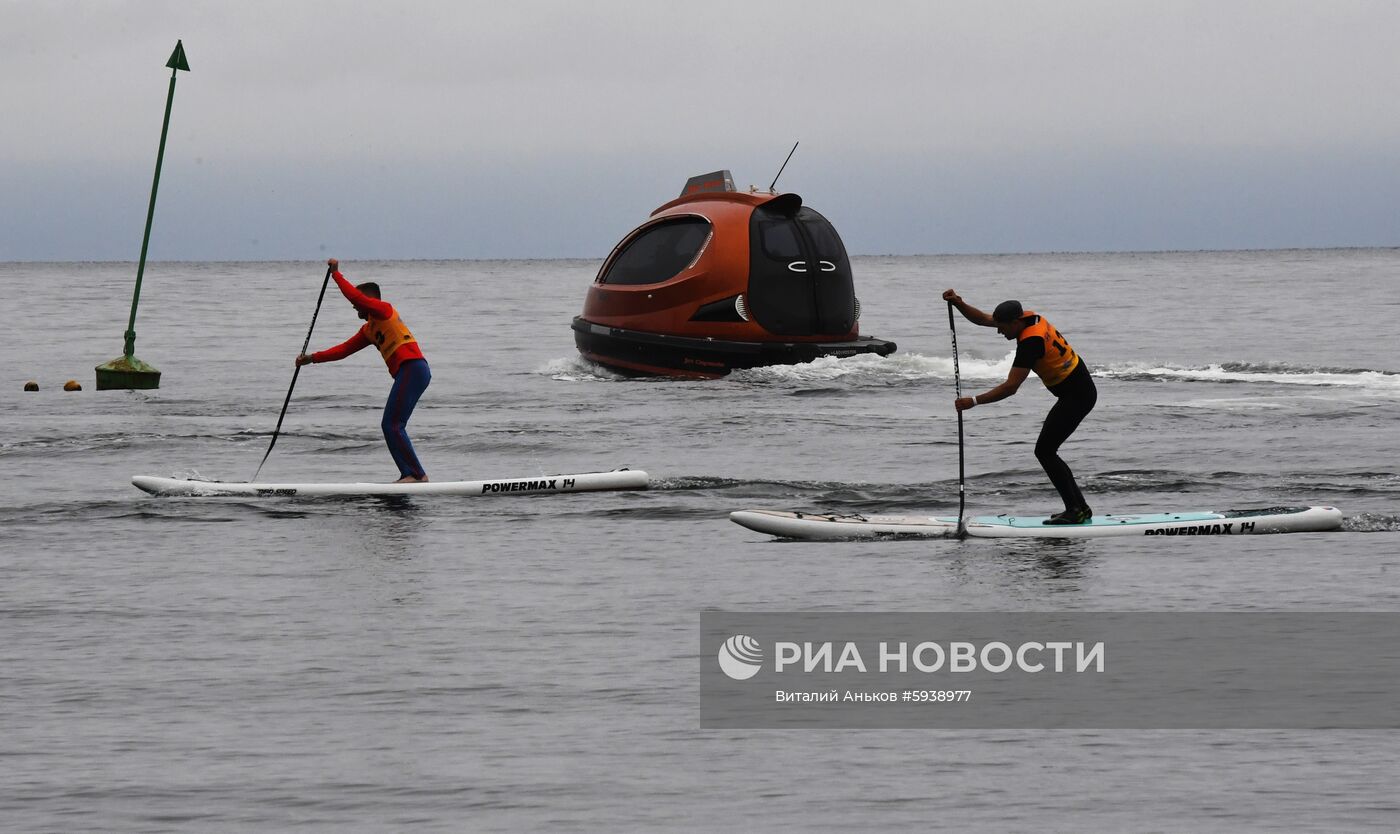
[96,40,190,391]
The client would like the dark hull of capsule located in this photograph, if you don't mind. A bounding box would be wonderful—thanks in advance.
[572,316,896,378]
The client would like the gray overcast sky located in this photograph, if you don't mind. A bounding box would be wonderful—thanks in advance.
[3,0,1399,260]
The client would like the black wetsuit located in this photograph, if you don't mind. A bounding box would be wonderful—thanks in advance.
[1014,335,1097,511]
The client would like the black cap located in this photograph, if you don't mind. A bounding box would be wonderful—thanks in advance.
[992,300,1024,323]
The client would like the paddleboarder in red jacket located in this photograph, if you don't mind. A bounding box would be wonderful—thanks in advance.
[943,289,1097,524]
[297,259,431,483]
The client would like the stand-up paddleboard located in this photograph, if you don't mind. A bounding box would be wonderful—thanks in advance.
[730,506,1343,540]
[133,468,648,498]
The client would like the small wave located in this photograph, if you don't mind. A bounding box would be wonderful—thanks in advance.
[536,356,627,381]
[730,352,1011,385]
[0,431,170,453]
[534,351,1014,386]
[651,474,963,512]
[1086,470,1203,493]
[1221,361,1399,377]
[1342,513,1400,533]
[1099,361,1400,391]
[541,352,1398,392]
[1091,470,1400,499]
[651,475,751,491]
[8,498,273,525]
[0,430,334,457]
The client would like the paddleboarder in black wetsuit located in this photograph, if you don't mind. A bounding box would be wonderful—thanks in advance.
[943,290,1097,524]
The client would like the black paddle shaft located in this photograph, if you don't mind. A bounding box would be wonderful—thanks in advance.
[253,264,334,481]
[947,301,967,537]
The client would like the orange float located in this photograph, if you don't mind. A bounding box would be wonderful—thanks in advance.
[572,170,896,377]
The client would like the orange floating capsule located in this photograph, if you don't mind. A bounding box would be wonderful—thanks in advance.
[572,169,895,378]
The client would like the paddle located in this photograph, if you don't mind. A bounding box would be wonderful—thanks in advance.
[252,263,334,481]
[947,300,968,538]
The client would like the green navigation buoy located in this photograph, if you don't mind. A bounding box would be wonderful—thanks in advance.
[96,40,190,391]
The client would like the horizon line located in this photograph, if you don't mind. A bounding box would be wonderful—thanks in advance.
[4,244,1398,266]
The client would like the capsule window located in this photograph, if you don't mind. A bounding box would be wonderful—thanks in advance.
[755,209,846,263]
[599,216,713,285]
[756,218,804,261]
[800,212,847,262]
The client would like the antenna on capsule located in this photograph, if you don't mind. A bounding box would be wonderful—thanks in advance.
[767,141,799,193]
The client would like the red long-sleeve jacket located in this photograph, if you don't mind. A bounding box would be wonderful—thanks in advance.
[309,272,426,376]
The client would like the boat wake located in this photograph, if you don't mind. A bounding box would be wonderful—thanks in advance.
[1097,361,1400,391]
[536,356,629,382]
[540,352,1399,394]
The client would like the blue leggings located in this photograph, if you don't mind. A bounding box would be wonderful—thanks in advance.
[383,359,431,479]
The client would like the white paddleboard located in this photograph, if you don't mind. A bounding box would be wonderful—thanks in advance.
[729,506,1343,540]
[133,468,648,497]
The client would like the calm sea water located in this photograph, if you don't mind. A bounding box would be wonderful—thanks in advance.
[3,251,1399,831]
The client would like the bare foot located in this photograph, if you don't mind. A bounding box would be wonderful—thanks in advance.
[394,475,429,483]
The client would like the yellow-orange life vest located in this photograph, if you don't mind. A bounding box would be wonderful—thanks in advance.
[363,307,417,365]
[1018,312,1080,387]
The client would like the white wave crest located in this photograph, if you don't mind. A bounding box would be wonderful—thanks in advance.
[536,351,1012,384]
[730,351,1013,384]
[541,351,1398,394]
[1098,363,1400,392]
[536,356,627,381]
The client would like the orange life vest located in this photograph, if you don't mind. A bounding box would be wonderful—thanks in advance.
[1018,312,1080,388]
[363,307,417,366]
